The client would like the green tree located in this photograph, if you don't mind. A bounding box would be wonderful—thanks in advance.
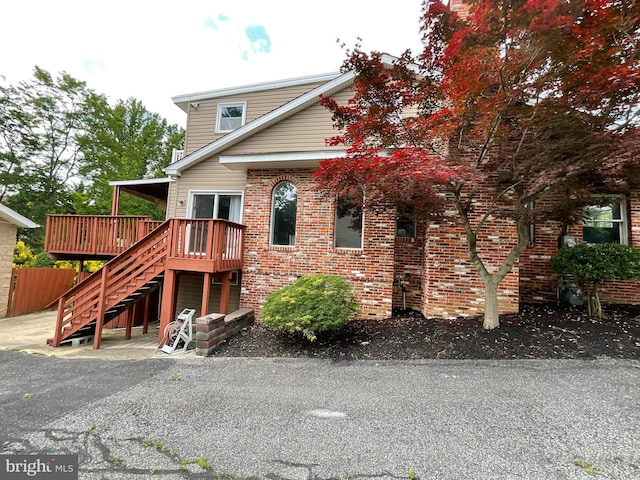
[4,67,95,251]
[75,96,184,218]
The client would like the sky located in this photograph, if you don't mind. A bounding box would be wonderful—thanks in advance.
[1,0,425,127]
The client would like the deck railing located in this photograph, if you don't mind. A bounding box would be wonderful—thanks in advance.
[45,215,163,257]
[169,219,245,271]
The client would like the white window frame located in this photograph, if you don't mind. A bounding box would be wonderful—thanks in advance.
[334,196,364,249]
[186,190,244,223]
[215,102,247,133]
[185,190,244,255]
[582,195,628,245]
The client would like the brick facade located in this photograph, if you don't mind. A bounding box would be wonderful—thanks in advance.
[520,191,640,305]
[240,169,395,319]
[0,222,17,318]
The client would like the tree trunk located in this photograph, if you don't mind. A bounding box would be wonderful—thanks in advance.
[483,280,499,329]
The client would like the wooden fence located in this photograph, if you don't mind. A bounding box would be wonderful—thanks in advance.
[7,268,77,317]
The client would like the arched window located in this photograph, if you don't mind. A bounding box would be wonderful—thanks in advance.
[271,182,298,245]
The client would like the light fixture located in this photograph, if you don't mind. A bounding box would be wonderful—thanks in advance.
[190,102,200,109]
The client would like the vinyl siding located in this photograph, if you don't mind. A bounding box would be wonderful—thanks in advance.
[175,273,241,315]
[184,82,326,154]
[167,158,247,218]
[221,86,353,155]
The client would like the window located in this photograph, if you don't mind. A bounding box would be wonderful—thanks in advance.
[191,192,243,222]
[334,196,363,248]
[188,192,243,254]
[396,206,415,238]
[270,182,297,246]
[582,196,628,244]
[216,103,246,132]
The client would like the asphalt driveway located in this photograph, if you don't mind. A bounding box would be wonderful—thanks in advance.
[1,350,639,479]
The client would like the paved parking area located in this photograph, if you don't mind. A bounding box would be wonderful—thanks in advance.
[1,349,639,479]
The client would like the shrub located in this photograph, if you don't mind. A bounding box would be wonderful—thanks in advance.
[12,241,35,268]
[550,242,640,318]
[261,274,361,342]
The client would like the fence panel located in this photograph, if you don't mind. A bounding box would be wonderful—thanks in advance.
[7,268,76,317]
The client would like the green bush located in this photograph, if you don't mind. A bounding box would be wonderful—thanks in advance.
[261,274,361,342]
[551,242,640,317]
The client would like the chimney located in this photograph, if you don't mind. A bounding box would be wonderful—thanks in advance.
[449,0,471,19]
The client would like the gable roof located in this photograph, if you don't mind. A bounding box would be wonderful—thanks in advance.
[172,72,341,113]
[165,71,355,176]
[0,203,38,228]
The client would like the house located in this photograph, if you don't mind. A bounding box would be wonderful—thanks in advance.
[44,48,640,352]
[0,204,37,318]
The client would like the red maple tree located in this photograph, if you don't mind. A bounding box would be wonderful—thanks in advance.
[316,0,640,328]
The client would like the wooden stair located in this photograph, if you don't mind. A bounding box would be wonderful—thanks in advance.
[48,221,172,347]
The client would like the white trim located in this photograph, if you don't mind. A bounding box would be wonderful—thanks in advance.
[108,177,175,187]
[219,150,347,166]
[172,72,341,106]
[582,194,628,245]
[0,203,38,228]
[186,189,245,223]
[165,71,356,175]
[215,102,247,133]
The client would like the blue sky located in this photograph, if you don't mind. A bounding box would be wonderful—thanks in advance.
[1,0,423,126]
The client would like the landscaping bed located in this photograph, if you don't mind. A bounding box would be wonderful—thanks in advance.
[211,303,640,360]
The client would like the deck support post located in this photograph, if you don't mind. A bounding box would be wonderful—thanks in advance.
[159,269,177,342]
[93,265,109,349]
[142,295,151,334]
[219,271,233,315]
[111,186,120,216]
[201,272,212,317]
[125,304,134,340]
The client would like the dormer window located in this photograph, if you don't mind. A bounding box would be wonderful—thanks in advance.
[216,102,246,132]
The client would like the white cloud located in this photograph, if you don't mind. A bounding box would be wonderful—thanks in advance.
[1,0,423,126]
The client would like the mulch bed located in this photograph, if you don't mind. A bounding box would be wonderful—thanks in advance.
[210,303,640,360]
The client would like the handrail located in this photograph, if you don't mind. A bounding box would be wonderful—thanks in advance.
[45,215,162,257]
[52,220,172,346]
[50,218,246,347]
[168,218,245,269]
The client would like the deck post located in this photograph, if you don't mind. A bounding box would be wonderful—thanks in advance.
[219,271,233,315]
[142,295,151,334]
[125,304,134,340]
[201,272,212,317]
[111,185,120,216]
[93,265,109,349]
[159,269,177,342]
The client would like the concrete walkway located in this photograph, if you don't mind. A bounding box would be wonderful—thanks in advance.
[0,310,185,360]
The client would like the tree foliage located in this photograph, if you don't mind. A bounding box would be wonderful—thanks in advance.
[0,67,184,251]
[316,0,640,328]
[551,243,640,318]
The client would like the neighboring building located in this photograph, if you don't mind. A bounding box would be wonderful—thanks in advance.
[0,204,37,318]
[44,59,640,349]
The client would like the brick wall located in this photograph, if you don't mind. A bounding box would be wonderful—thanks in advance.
[393,222,425,311]
[422,214,520,318]
[240,169,395,320]
[520,190,640,305]
[0,222,17,318]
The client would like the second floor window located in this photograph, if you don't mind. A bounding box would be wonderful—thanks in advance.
[271,182,297,246]
[216,102,246,132]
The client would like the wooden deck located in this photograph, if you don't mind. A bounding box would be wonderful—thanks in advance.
[45,215,163,259]
[44,215,245,271]
[45,216,246,348]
